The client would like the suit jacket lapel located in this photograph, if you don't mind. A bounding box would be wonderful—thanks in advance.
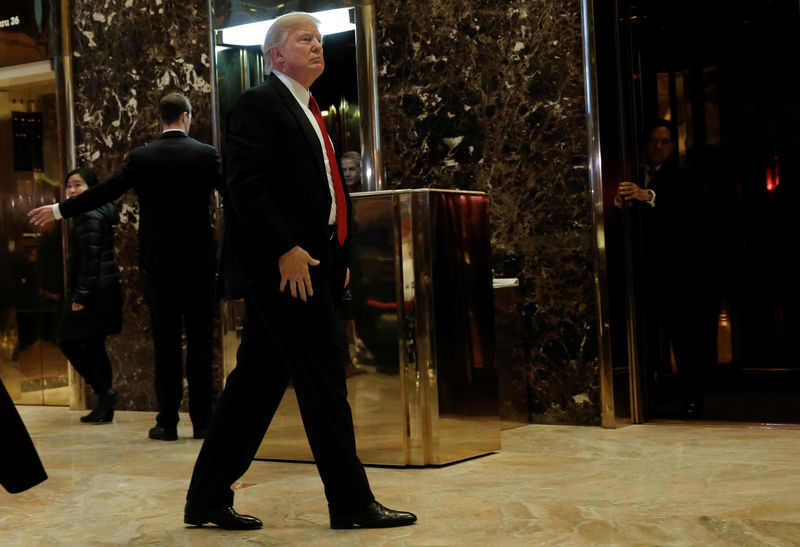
[267,73,329,195]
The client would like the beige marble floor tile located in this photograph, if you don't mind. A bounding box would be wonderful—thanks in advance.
[2,407,800,546]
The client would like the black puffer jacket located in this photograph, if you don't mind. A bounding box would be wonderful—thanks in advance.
[58,202,122,341]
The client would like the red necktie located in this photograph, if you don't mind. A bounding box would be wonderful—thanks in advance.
[308,95,347,245]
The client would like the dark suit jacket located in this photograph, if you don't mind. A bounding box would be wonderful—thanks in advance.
[58,132,222,272]
[629,161,711,299]
[220,73,350,301]
[59,202,122,341]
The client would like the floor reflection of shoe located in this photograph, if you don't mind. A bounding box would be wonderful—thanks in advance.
[355,344,374,364]
[346,364,367,378]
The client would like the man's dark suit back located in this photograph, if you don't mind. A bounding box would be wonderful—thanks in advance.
[220,73,350,300]
[59,132,221,272]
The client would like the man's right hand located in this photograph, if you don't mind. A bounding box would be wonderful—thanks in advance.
[278,246,320,302]
[27,205,57,227]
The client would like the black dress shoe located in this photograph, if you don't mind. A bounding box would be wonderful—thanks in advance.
[81,389,118,423]
[330,500,417,529]
[184,506,263,530]
[80,407,114,423]
[148,425,178,441]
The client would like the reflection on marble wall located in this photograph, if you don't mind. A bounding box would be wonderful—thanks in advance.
[375,0,600,424]
[69,0,222,411]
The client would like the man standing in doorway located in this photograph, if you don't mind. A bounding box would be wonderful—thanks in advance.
[616,120,713,418]
[183,12,417,531]
[28,93,220,440]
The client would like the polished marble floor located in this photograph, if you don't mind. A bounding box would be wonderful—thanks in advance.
[3,407,800,546]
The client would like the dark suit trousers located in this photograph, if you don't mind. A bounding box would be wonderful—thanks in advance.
[58,336,112,395]
[662,285,717,402]
[1,379,47,493]
[146,269,214,430]
[185,284,374,512]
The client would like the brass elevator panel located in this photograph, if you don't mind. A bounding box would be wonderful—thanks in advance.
[245,190,500,466]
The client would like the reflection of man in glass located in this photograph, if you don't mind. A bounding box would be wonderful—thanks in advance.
[341,151,362,193]
[338,150,365,377]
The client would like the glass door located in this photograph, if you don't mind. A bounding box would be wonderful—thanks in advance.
[602,0,800,423]
[0,61,68,405]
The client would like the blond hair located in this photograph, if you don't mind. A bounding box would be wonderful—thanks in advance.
[262,12,321,72]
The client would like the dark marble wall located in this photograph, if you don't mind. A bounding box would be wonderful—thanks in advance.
[66,0,600,424]
[69,0,223,411]
[375,0,600,424]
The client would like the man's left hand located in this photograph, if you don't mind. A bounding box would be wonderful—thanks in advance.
[28,205,56,227]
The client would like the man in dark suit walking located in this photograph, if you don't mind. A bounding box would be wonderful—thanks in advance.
[182,12,416,531]
[28,93,220,440]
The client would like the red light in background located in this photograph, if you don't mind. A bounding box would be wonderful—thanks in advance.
[766,156,780,192]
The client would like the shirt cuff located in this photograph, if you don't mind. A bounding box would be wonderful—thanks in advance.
[52,203,62,220]
[646,190,656,207]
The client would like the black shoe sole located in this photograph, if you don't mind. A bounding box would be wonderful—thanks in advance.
[148,429,178,441]
[329,518,417,529]
[80,411,114,423]
[184,516,262,530]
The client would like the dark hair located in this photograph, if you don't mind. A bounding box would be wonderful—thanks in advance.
[65,167,99,187]
[644,118,676,142]
[159,92,191,124]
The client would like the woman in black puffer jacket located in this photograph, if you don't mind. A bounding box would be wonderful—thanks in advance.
[57,168,122,423]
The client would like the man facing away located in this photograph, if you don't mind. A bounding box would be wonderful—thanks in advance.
[28,93,221,440]
[182,12,417,531]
